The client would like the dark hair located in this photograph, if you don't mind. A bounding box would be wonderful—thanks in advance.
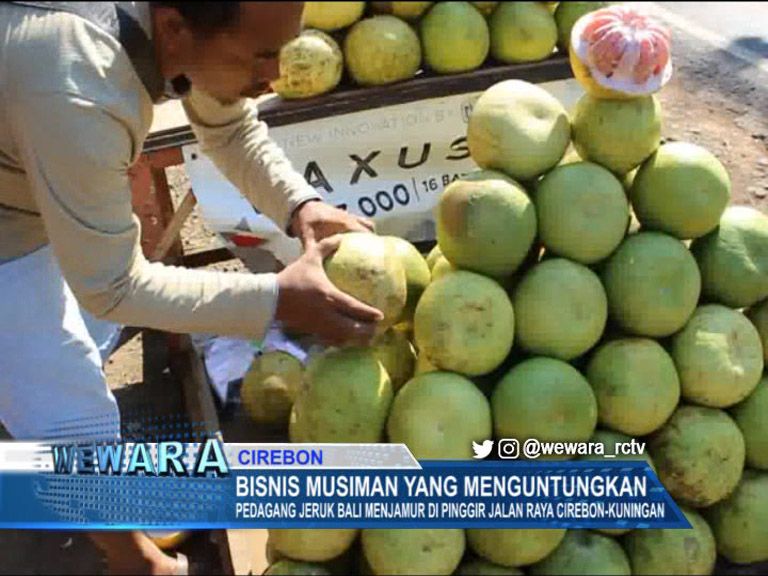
[152,2,241,34]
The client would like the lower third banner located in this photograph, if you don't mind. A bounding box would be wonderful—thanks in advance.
[0,442,689,531]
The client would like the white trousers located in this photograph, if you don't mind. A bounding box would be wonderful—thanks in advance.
[0,246,121,441]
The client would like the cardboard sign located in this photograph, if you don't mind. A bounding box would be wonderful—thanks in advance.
[183,79,583,263]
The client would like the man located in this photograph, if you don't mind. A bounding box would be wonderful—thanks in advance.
[0,2,381,573]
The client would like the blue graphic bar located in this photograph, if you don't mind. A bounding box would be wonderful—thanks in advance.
[0,460,689,531]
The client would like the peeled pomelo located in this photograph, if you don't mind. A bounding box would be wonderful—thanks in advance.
[420,1,490,74]
[344,16,422,86]
[630,142,731,239]
[570,5,673,99]
[302,1,365,31]
[272,30,343,99]
[467,80,571,181]
[436,170,537,278]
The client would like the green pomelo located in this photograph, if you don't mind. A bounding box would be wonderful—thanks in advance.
[455,558,522,575]
[371,327,416,391]
[601,232,701,337]
[624,507,716,576]
[747,298,768,362]
[264,560,332,576]
[268,529,358,563]
[730,376,768,469]
[490,2,558,63]
[586,338,680,436]
[362,529,465,575]
[344,16,422,86]
[554,2,608,50]
[467,528,567,567]
[414,271,514,376]
[272,30,343,99]
[324,232,406,330]
[436,170,537,277]
[421,2,489,74]
[302,1,365,30]
[572,94,662,175]
[535,162,629,264]
[472,2,499,16]
[630,142,731,239]
[705,470,768,564]
[425,244,443,271]
[289,348,393,443]
[467,79,571,181]
[415,353,438,375]
[691,205,768,308]
[371,1,433,20]
[671,305,763,408]
[648,405,745,508]
[430,256,459,280]
[513,259,607,360]
[386,372,492,459]
[384,236,431,324]
[241,351,303,427]
[530,531,631,576]
[492,358,598,459]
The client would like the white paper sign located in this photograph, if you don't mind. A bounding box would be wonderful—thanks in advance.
[183,79,583,263]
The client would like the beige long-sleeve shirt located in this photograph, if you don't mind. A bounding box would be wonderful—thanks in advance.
[0,3,321,340]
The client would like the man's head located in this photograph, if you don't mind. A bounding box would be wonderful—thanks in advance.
[150,2,304,103]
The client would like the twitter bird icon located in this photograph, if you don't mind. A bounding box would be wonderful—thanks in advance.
[472,440,494,460]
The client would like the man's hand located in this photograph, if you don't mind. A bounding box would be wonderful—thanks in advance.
[275,235,384,346]
[290,200,375,248]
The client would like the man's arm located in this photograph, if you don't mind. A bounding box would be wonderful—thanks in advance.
[9,91,281,339]
[182,87,322,234]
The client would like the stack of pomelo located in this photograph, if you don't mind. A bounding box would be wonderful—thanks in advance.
[244,5,768,575]
[272,2,611,99]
